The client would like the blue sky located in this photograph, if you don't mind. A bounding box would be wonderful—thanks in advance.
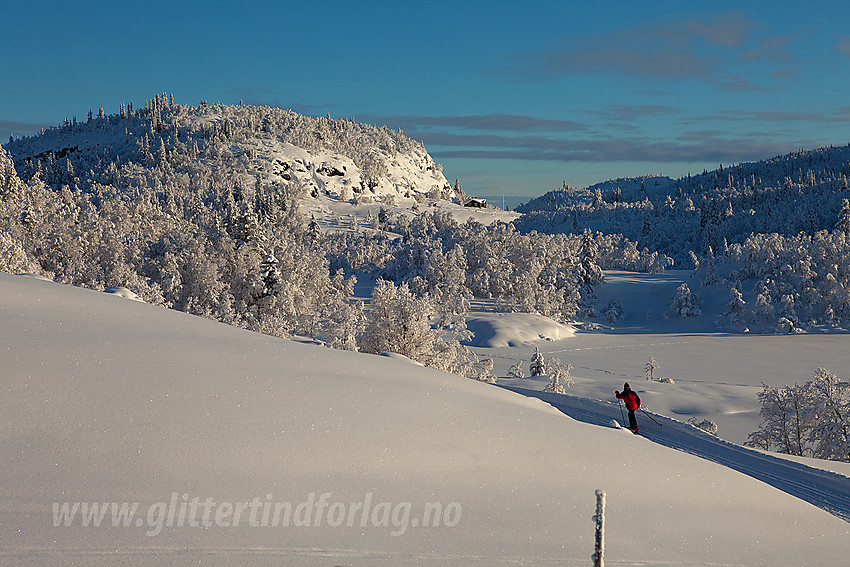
[2,0,850,203]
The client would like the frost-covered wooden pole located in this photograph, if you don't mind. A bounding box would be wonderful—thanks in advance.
[593,489,606,567]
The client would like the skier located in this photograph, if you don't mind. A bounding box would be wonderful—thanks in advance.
[615,382,641,432]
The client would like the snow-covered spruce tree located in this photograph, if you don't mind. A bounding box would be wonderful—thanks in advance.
[668,283,701,318]
[0,145,22,196]
[543,357,572,394]
[835,198,850,235]
[579,229,605,289]
[230,207,261,247]
[530,347,546,377]
[603,298,624,324]
[724,286,748,327]
[259,252,281,296]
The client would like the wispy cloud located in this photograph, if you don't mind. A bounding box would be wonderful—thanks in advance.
[235,87,338,117]
[676,130,727,142]
[586,105,679,123]
[837,36,850,57]
[717,74,773,92]
[358,113,587,133]
[431,136,792,165]
[688,109,850,123]
[358,106,822,168]
[392,124,790,165]
[494,13,792,91]
[739,35,794,63]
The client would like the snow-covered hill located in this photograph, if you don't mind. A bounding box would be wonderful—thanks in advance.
[2,272,849,566]
[4,96,455,206]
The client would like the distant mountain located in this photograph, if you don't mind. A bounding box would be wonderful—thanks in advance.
[515,146,850,263]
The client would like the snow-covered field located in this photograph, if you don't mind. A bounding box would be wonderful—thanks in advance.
[2,272,849,566]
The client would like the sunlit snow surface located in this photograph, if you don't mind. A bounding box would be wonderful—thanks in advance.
[2,273,849,566]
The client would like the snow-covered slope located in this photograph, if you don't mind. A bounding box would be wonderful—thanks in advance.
[2,273,849,566]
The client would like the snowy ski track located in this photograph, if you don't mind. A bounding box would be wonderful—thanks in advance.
[502,386,850,523]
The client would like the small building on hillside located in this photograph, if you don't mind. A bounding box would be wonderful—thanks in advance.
[464,197,487,208]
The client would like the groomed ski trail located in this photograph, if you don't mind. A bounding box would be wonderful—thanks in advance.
[502,386,850,523]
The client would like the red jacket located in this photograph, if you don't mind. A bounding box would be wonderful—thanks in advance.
[617,388,641,410]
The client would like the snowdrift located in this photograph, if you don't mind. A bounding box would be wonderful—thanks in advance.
[464,312,575,348]
[1,273,848,566]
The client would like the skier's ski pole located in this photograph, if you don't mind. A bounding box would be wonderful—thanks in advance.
[617,399,625,423]
[639,407,662,427]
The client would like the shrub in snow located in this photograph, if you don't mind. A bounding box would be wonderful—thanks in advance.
[658,377,675,384]
[358,280,439,362]
[776,317,796,334]
[357,279,479,377]
[0,232,40,274]
[507,361,525,379]
[543,357,573,394]
[473,358,496,383]
[529,347,546,377]
[688,417,718,435]
[645,356,659,381]
[321,299,365,352]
